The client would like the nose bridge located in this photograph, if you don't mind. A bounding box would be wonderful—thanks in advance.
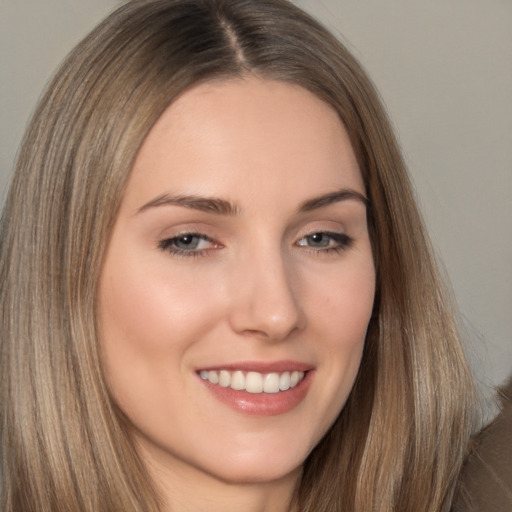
[228,242,304,340]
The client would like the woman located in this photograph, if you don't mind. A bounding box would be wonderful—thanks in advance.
[0,0,477,510]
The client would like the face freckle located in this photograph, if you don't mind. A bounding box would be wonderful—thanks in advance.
[98,76,375,491]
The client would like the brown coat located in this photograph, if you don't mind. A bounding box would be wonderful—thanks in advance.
[453,376,512,512]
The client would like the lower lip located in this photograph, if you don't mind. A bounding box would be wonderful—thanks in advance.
[199,371,314,416]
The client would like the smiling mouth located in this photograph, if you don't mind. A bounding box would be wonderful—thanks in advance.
[199,369,306,394]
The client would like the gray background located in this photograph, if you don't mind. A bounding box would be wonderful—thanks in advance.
[1,0,511,406]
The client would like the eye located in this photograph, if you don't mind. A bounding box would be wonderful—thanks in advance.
[296,232,353,253]
[158,233,218,256]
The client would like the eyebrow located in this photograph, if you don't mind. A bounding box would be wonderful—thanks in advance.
[137,193,241,216]
[298,189,368,213]
[137,188,368,216]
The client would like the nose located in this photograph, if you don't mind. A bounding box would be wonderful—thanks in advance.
[228,249,306,341]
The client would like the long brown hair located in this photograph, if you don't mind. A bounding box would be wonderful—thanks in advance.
[0,1,477,510]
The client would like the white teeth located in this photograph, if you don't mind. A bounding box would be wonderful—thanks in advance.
[207,370,219,385]
[230,370,245,390]
[279,371,291,391]
[290,371,301,387]
[263,373,280,393]
[218,370,231,387]
[199,369,306,393]
[246,372,263,393]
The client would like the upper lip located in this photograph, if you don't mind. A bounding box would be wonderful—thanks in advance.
[196,360,314,374]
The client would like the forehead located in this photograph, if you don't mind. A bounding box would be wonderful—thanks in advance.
[123,77,364,212]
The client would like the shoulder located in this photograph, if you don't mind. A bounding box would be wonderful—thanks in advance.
[453,376,512,512]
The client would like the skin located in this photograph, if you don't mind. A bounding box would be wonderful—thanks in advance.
[98,76,375,512]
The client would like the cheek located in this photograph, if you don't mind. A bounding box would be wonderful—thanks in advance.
[306,255,375,344]
[96,247,224,407]
[99,251,219,352]
[303,257,375,423]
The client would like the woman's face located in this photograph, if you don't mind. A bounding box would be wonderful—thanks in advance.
[98,77,375,488]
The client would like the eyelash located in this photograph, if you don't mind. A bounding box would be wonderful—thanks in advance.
[157,231,353,258]
[296,231,353,255]
[158,232,217,258]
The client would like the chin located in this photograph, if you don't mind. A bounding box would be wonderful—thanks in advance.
[195,434,311,485]
[205,457,304,486]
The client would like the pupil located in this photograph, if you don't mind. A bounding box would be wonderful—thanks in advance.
[309,233,328,247]
[176,235,199,249]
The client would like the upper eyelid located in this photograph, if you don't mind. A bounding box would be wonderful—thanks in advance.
[157,236,221,260]
[157,226,351,243]
[295,226,350,241]
[157,229,214,243]
[157,232,352,255]
[297,227,346,237]
[158,232,214,247]
[297,231,352,245]
[299,231,349,238]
